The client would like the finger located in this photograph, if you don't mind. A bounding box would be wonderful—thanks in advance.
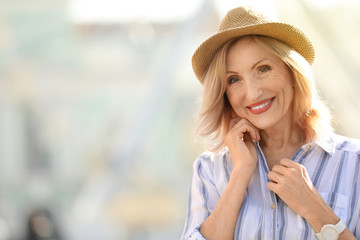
[268,171,283,184]
[236,120,259,141]
[267,181,278,192]
[229,118,260,142]
[279,159,298,168]
[229,117,245,141]
[271,164,288,175]
[243,126,258,142]
[256,131,261,142]
[229,116,241,130]
[278,159,305,179]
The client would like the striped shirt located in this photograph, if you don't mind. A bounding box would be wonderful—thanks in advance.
[180,134,360,239]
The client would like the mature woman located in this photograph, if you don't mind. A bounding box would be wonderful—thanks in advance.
[180,6,360,240]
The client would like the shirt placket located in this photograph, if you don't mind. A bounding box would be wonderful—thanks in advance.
[255,142,279,240]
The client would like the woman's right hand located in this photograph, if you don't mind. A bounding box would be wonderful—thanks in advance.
[225,117,260,169]
[199,117,260,240]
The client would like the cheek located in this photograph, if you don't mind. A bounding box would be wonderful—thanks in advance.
[226,86,243,103]
[284,83,295,101]
[226,90,239,108]
[274,72,294,100]
[279,84,295,110]
[226,91,246,116]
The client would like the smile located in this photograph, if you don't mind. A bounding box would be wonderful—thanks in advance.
[247,97,275,114]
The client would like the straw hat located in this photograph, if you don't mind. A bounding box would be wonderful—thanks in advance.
[192,6,315,83]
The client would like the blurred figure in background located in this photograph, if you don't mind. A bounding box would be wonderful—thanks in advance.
[25,208,62,240]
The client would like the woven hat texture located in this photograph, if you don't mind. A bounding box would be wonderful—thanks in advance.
[192,6,315,83]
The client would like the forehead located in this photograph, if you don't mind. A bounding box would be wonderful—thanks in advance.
[226,37,278,65]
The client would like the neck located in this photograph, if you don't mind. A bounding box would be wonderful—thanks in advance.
[259,122,304,170]
[257,106,306,169]
[259,105,304,150]
[260,123,304,150]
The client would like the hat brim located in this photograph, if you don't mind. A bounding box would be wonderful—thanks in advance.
[192,22,315,82]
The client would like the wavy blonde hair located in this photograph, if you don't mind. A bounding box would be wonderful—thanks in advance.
[196,35,332,152]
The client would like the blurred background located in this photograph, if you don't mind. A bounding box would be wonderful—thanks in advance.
[0,0,360,239]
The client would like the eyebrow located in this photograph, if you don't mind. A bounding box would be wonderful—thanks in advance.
[226,58,269,74]
[251,58,268,70]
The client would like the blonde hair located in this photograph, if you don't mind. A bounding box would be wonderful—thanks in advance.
[196,35,332,152]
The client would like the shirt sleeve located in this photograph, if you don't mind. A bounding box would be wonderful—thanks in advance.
[355,198,360,238]
[180,154,221,240]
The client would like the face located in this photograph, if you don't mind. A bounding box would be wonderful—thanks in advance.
[225,37,294,131]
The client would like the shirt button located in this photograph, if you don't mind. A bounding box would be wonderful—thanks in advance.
[271,204,275,209]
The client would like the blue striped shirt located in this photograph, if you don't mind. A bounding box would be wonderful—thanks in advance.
[180,134,360,239]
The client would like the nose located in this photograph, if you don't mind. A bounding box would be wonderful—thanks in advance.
[244,77,263,101]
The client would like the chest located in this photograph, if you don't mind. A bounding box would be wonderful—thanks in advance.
[233,153,357,240]
[261,149,297,170]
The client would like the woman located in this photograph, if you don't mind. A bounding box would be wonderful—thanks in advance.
[181,6,360,240]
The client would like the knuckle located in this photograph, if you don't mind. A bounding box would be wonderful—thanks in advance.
[289,168,297,174]
[280,158,288,165]
[272,165,280,171]
[276,183,287,193]
[238,118,247,123]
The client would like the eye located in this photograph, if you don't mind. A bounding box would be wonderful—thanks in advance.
[258,65,271,74]
[228,76,240,84]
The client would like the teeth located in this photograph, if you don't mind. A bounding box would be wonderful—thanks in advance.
[251,99,272,110]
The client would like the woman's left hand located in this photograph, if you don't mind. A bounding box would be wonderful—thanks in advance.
[267,159,358,239]
[267,159,326,219]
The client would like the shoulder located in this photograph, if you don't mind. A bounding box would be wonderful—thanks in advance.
[331,134,360,154]
[193,148,230,172]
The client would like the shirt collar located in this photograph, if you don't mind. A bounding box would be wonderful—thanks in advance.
[305,133,336,156]
[226,133,337,156]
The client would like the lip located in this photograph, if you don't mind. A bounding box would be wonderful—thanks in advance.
[246,97,275,114]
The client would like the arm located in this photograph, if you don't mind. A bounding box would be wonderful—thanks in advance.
[199,160,256,240]
[307,213,356,240]
[355,213,360,239]
[180,156,220,240]
[200,118,260,240]
[267,159,357,239]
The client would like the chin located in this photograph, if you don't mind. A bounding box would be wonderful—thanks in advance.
[250,117,278,131]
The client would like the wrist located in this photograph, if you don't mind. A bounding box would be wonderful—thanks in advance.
[315,219,346,240]
[304,205,339,233]
[232,160,257,173]
[231,162,256,182]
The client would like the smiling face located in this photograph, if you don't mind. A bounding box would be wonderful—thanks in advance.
[225,37,295,131]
